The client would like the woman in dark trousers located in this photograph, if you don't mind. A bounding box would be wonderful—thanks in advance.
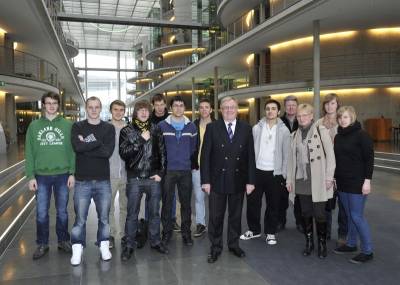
[333,106,374,264]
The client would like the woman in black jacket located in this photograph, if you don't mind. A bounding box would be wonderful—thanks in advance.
[333,106,374,264]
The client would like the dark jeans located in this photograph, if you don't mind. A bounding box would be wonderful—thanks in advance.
[35,173,70,245]
[209,191,243,252]
[298,194,326,222]
[247,170,283,235]
[124,178,162,248]
[162,170,192,238]
[337,193,348,238]
[71,180,111,246]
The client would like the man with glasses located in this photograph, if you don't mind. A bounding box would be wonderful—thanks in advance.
[158,96,197,246]
[201,96,256,263]
[25,92,75,260]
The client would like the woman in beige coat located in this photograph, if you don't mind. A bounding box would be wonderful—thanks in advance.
[286,103,336,258]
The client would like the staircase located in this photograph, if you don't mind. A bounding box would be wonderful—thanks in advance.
[0,160,35,257]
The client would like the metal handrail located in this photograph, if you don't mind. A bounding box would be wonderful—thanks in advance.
[218,51,400,92]
[0,45,58,87]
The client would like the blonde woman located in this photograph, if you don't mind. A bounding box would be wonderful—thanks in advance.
[286,103,336,258]
[333,106,374,264]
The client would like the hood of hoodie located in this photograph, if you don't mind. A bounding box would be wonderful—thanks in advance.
[165,115,191,125]
[338,120,362,135]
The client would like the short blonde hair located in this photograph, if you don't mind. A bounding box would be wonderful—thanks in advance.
[220,96,238,108]
[337,106,357,124]
[297,103,314,115]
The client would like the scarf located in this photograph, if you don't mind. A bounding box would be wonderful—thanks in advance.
[295,123,313,180]
[133,118,150,132]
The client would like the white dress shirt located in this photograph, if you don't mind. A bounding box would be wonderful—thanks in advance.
[224,119,237,136]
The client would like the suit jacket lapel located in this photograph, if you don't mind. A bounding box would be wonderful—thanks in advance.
[232,119,241,143]
[217,119,230,144]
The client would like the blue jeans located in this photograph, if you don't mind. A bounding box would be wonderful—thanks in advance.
[35,173,70,245]
[192,169,206,225]
[125,178,162,247]
[338,192,373,254]
[71,180,111,246]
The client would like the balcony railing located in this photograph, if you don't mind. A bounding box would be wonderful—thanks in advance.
[218,51,400,92]
[0,45,58,87]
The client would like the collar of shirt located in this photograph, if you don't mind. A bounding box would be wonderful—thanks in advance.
[224,119,237,135]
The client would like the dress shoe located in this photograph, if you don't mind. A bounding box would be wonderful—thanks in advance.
[121,247,134,261]
[229,247,245,258]
[33,244,49,260]
[151,243,169,254]
[182,236,194,246]
[207,250,220,263]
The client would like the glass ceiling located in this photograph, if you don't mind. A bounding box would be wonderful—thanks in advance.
[60,0,160,50]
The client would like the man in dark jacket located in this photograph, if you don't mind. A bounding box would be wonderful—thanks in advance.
[279,95,303,233]
[119,100,168,261]
[159,96,197,246]
[201,96,256,263]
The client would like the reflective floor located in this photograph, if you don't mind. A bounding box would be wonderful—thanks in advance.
[0,169,399,285]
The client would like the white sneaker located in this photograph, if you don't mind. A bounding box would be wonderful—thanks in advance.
[240,230,261,240]
[266,234,277,245]
[71,244,83,266]
[100,241,112,261]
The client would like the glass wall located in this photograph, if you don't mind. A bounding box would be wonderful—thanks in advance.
[76,49,137,120]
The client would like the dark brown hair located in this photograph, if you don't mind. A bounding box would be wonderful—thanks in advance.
[133,100,152,118]
[41,92,60,105]
[151,93,166,104]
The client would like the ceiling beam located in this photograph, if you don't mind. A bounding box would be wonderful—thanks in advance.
[57,13,210,30]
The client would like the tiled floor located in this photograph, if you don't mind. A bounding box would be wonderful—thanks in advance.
[0,169,399,285]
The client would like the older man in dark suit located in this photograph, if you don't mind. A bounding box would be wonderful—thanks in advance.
[201,96,256,263]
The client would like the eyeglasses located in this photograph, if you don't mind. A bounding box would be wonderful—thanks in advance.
[297,113,312,119]
[221,106,237,110]
[44,102,58,106]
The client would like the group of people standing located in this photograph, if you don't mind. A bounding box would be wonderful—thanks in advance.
[25,91,374,267]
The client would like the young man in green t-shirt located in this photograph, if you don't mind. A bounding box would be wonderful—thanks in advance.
[25,92,75,260]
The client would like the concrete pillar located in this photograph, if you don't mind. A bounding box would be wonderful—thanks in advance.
[39,60,46,81]
[313,20,321,120]
[259,2,266,23]
[213,66,219,120]
[191,77,196,121]
[0,33,14,75]
[5,93,17,144]
[248,98,257,126]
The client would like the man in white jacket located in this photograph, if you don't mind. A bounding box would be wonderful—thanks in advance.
[240,99,290,245]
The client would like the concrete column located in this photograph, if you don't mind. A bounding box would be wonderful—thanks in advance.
[213,66,219,120]
[313,20,321,120]
[0,34,14,75]
[191,77,196,121]
[5,93,17,144]
[259,2,266,23]
[39,60,46,81]
[248,98,257,126]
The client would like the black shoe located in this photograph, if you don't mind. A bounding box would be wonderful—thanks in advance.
[349,253,373,264]
[57,241,72,253]
[333,245,358,255]
[207,250,221,263]
[182,236,194,246]
[173,221,181,233]
[121,236,127,248]
[121,247,134,261]
[194,224,206,238]
[109,236,115,249]
[151,243,169,254]
[229,247,245,258]
[32,245,49,260]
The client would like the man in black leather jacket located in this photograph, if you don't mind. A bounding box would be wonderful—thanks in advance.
[119,100,168,261]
